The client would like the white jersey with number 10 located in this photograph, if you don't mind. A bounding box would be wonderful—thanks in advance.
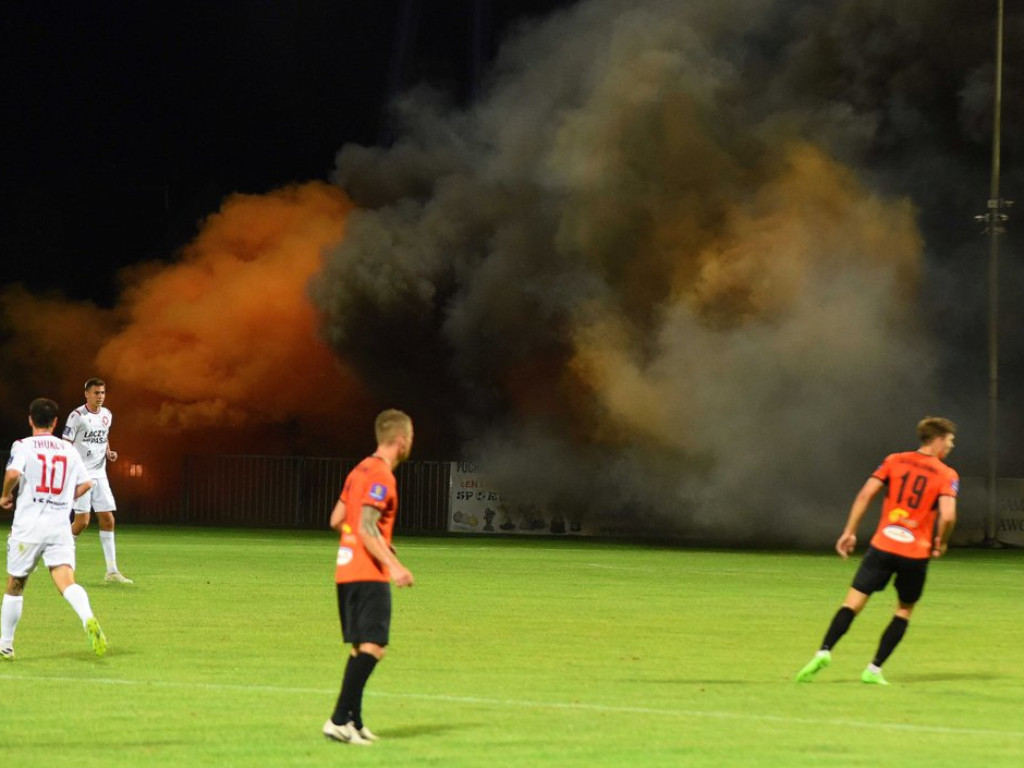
[7,435,90,543]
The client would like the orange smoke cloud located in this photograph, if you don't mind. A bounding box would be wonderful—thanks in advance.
[0,181,373,463]
[98,181,370,456]
[0,287,112,414]
[681,143,921,323]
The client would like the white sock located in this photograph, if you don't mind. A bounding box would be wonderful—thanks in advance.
[99,530,118,573]
[62,584,95,626]
[1,594,24,646]
[867,663,882,674]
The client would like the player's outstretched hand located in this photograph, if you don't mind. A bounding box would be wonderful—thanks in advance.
[835,533,856,559]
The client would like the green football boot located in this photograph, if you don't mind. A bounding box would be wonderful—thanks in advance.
[795,651,831,682]
[85,617,108,658]
[861,667,889,685]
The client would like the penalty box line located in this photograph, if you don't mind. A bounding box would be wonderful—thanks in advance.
[2,673,1021,739]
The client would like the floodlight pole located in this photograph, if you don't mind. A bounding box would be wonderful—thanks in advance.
[981,0,1011,545]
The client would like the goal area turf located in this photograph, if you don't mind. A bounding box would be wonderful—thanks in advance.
[1,528,1022,767]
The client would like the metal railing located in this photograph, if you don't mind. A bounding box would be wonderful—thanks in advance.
[0,450,451,532]
[179,455,349,528]
[125,454,450,532]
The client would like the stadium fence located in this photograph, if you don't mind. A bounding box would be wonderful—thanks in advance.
[128,455,452,533]
[0,451,450,533]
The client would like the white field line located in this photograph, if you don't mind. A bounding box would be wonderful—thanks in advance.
[1,673,1022,739]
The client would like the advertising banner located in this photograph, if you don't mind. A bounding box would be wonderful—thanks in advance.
[952,477,1024,547]
[447,462,587,535]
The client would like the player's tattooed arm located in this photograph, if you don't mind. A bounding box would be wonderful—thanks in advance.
[361,505,382,538]
[358,505,392,567]
[359,506,395,552]
[357,504,414,587]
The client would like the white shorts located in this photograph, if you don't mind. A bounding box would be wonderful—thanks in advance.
[6,536,75,578]
[73,475,117,514]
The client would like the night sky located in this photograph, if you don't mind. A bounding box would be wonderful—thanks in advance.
[3,1,571,304]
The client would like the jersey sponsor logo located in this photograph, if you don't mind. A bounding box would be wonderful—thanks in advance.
[882,525,916,544]
[82,430,108,444]
[336,547,354,566]
[888,507,909,523]
[62,426,74,439]
[32,497,69,508]
[369,483,387,501]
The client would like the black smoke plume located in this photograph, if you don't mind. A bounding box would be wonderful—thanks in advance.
[312,0,1023,544]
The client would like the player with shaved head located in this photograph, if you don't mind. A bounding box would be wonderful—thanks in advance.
[323,409,416,745]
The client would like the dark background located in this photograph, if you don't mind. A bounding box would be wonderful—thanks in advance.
[2,1,572,305]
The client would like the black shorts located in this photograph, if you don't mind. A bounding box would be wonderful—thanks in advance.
[852,546,929,605]
[336,581,392,646]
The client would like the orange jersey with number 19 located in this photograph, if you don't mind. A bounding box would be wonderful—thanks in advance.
[868,451,959,560]
[334,456,398,584]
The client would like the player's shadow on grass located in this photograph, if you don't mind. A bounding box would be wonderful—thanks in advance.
[15,646,137,663]
[805,672,1001,684]
[638,684,774,688]
[377,723,479,739]
[894,672,1001,683]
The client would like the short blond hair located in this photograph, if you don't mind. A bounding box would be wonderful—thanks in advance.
[375,409,412,445]
[917,416,956,444]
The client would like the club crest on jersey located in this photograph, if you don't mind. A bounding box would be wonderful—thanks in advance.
[369,483,387,501]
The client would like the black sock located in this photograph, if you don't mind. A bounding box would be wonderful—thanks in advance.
[332,652,379,728]
[821,606,857,651]
[872,616,908,667]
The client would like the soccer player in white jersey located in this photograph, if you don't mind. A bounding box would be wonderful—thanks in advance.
[1,398,108,659]
[64,377,133,583]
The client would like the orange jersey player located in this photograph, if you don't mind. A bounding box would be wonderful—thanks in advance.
[867,450,959,560]
[323,409,414,747]
[796,416,958,686]
[334,457,399,584]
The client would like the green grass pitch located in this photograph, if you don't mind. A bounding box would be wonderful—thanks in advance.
[1,528,1022,767]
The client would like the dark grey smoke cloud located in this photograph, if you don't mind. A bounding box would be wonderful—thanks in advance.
[311,0,1023,544]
